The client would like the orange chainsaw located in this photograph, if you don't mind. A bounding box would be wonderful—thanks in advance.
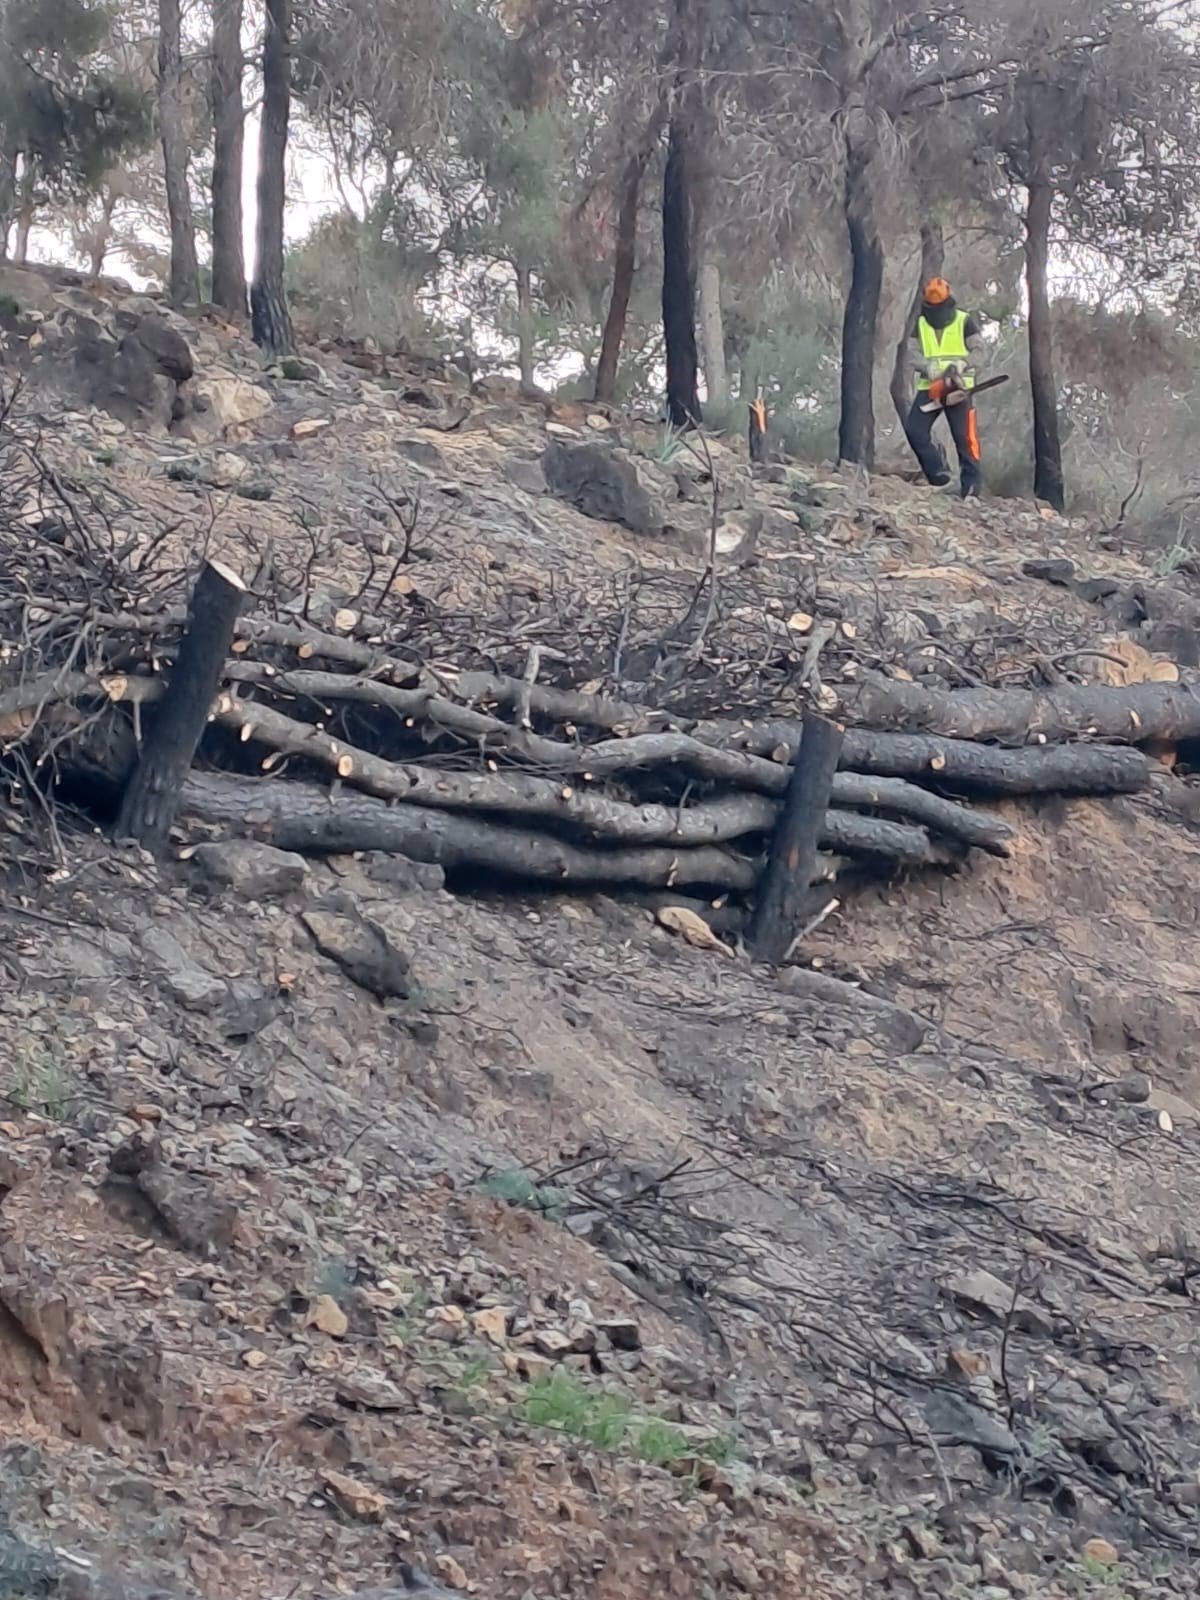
[920,365,1009,414]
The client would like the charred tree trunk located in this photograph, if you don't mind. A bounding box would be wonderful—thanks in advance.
[158,0,200,308]
[890,217,943,440]
[115,561,246,852]
[749,712,845,963]
[698,255,729,412]
[0,143,17,261]
[594,109,663,404]
[516,263,536,394]
[1025,160,1063,510]
[838,137,883,469]
[210,0,247,319]
[13,167,34,265]
[594,149,645,403]
[251,0,295,356]
[748,391,768,464]
[662,106,701,428]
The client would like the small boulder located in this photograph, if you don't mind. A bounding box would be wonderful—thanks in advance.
[278,356,323,382]
[192,840,308,901]
[394,436,447,471]
[670,505,760,566]
[118,312,195,382]
[302,908,412,999]
[178,372,271,439]
[1021,557,1075,586]
[140,926,226,1013]
[137,1163,240,1256]
[502,456,548,496]
[542,440,666,535]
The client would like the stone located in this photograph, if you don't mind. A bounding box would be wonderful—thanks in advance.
[400,384,441,409]
[0,1519,61,1597]
[945,1269,1054,1337]
[291,417,332,439]
[541,440,666,535]
[1080,1537,1119,1567]
[136,1164,240,1256]
[117,312,195,382]
[301,909,411,999]
[1088,1070,1151,1104]
[140,927,226,1013]
[394,437,447,471]
[1140,620,1200,666]
[180,373,271,438]
[1021,557,1075,585]
[56,315,176,428]
[192,840,308,901]
[502,456,548,496]
[597,1317,641,1351]
[1073,576,1122,605]
[279,356,323,382]
[363,853,446,893]
[920,1390,1020,1456]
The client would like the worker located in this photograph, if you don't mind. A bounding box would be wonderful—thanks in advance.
[906,277,983,499]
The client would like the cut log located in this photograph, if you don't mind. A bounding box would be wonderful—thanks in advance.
[115,560,246,851]
[830,774,1013,856]
[749,712,845,964]
[839,670,1200,748]
[214,691,782,844]
[178,773,761,891]
[214,695,950,862]
[835,731,1150,796]
[453,671,1152,792]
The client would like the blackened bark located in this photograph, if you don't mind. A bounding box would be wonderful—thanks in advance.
[748,392,768,463]
[838,140,883,468]
[595,130,656,403]
[159,0,200,308]
[1026,169,1064,509]
[890,217,944,439]
[0,142,16,261]
[749,712,845,964]
[180,772,761,891]
[251,0,295,356]
[662,108,701,427]
[210,0,247,318]
[115,561,246,853]
[516,263,535,393]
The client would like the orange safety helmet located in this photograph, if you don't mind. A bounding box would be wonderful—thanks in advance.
[923,277,951,305]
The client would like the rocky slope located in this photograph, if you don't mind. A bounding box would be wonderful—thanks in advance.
[2,260,1200,1599]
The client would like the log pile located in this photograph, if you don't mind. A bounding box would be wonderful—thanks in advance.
[0,387,1178,957]
[0,563,1165,922]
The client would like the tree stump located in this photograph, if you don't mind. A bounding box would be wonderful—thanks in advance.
[749,711,845,963]
[748,390,769,464]
[115,559,246,852]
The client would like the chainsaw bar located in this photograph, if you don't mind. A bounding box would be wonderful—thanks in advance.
[920,373,1009,413]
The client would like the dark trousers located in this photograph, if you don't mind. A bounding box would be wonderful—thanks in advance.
[905,393,982,498]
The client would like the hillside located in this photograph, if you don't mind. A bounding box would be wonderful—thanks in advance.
[2,263,1200,1600]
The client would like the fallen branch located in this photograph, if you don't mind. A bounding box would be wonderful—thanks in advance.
[214,694,952,863]
[179,772,762,890]
[224,674,1013,850]
[452,671,1152,791]
[838,670,1200,748]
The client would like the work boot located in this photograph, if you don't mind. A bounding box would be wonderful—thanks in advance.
[961,483,980,499]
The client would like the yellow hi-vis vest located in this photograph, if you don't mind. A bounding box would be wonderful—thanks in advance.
[917,311,973,390]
